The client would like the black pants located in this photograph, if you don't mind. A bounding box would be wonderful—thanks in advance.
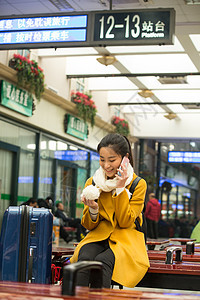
[146,218,158,239]
[76,240,115,288]
[67,218,86,242]
[60,226,70,242]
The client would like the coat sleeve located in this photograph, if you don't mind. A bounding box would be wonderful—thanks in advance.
[113,178,147,228]
[80,177,100,231]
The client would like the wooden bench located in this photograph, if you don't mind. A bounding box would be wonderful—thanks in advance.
[146,238,196,250]
[146,239,170,250]
[1,280,200,299]
[137,246,200,291]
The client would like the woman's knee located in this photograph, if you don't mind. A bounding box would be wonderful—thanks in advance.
[78,245,94,261]
[94,249,115,267]
[78,251,92,261]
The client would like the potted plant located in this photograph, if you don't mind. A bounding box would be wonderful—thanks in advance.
[111,116,130,136]
[71,91,97,127]
[9,53,45,101]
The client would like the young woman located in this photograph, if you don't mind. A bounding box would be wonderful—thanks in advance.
[70,133,149,288]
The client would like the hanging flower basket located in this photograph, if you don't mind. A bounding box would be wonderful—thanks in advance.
[71,91,97,127]
[111,116,130,136]
[9,54,45,101]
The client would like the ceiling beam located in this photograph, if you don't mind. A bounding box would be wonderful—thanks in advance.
[67,72,200,78]
[177,34,200,72]
[108,102,200,106]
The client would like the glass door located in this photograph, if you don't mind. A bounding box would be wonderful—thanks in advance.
[0,141,20,228]
[56,160,77,218]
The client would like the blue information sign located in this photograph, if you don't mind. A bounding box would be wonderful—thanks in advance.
[0,15,87,31]
[0,29,86,45]
[0,14,88,48]
[168,151,200,163]
[54,150,88,161]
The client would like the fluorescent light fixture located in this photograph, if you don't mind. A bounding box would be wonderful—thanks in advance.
[40,141,47,150]
[190,142,196,147]
[48,0,74,11]
[49,141,56,150]
[158,76,188,84]
[57,141,68,150]
[69,145,78,150]
[27,144,36,150]
[185,0,200,4]
[169,144,175,151]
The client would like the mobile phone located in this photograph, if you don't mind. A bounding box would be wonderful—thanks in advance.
[117,156,129,176]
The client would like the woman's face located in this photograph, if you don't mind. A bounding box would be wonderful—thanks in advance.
[99,147,122,179]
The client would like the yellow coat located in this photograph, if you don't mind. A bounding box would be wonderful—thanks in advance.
[70,173,150,288]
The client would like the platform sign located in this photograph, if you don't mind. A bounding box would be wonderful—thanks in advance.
[0,8,175,49]
[92,8,175,46]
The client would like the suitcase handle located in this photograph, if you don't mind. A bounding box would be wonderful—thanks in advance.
[186,241,195,255]
[28,247,34,282]
[62,261,103,296]
[165,246,183,264]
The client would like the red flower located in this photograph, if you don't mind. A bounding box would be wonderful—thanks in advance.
[11,53,45,101]
[38,66,43,72]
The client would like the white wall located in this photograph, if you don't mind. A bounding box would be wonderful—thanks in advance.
[0,96,107,151]
[91,91,110,122]
[131,112,200,139]
[40,56,70,100]
[0,51,9,65]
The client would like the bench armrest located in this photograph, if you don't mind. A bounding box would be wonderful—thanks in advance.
[62,261,103,296]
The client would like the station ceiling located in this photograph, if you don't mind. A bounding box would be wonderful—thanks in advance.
[1,0,200,147]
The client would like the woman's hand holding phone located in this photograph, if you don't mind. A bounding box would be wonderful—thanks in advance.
[117,156,129,176]
[116,156,129,188]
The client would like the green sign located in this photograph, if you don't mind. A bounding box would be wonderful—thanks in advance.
[65,114,88,140]
[0,80,33,116]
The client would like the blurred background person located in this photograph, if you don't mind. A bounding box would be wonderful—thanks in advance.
[54,202,86,242]
[20,197,38,208]
[45,196,54,213]
[145,193,161,239]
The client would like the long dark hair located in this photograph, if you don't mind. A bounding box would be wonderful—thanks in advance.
[97,133,134,167]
